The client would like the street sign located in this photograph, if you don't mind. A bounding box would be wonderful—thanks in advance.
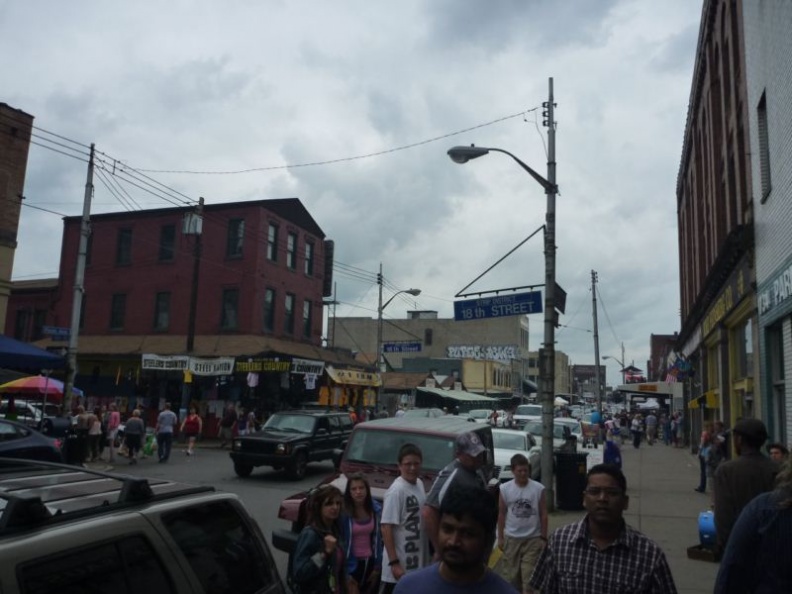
[42,326,70,341]
[454,291,542,321]
[383,342,422,353]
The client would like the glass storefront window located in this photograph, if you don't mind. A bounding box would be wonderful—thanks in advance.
[733,318,753,378]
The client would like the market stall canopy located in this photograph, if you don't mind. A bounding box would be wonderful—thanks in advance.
[417,386,497,402]
[0,375,84,403]
[554,396,569,406]
[0,335,66,371]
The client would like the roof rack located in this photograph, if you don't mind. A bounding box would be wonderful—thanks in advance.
[0,458,214,533]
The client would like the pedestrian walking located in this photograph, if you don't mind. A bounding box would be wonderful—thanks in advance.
[155,402,178,463]
[694,421,714,493]
[124,409,145,464]
[180,407,203,456]
[104,403,121,463]
[218,404,237,448]
[290,484,346,594]
[645,411,658,445]
[393,484,516,594]
[529,464,677,593]
[768,442,789,463]
[714,454,792,593]
[493,453,547,594]
[380,444,429,593]
[341,473,383,594]
[713,418,779,552]
[630,414,644,449]
[87,407,103,462]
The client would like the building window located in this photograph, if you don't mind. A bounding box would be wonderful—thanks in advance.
[286,232,297,270]
[154,292,170,331]
[267,223,278,262]
[226,218,245,258]
[424,328,433,346]
[285,293,295,334]
[116,228,132,265]
[13,309,30,340]
[304,241,314,276]
[221,288,239,330]
[159,224,175,262]
[303,300,313,337]
[263,288,276,332]
[32,309,47,340]
[757,92,772,202]
[733,318,754,379]
[110,293,126,330]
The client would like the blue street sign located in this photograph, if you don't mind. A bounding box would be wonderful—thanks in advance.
[42,325,70,341]
[454,291,543,321]
[383,342,423,353]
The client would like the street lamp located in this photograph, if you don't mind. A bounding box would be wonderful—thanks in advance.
[602,354,626,386]
[446,82,558,507]
[377,267,421,374]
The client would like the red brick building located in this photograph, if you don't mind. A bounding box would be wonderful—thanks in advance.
[7,198,372,417]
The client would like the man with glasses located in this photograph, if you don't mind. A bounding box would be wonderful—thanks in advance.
[529,464,677,593]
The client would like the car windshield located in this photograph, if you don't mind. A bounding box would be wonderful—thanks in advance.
[493,432,527,451]
[262,414,315,433]
[403,408,443,418]
[343,428,458,473]
[515,405,542,416]
[524,421,567,440]
[469,410,489,419]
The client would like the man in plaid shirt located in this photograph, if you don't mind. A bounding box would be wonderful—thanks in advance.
[529,464,677,593]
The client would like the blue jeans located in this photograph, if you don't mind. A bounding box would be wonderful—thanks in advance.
[157,432,174,461]
[697,454,707,491]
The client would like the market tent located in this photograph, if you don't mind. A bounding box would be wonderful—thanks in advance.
[554,396,569,406]
[0,335,66,371]
[415,386,498,412]
[0,375,83,404]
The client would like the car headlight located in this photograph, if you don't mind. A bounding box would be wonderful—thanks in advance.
[233,439,242,450]
[276,443,291,454]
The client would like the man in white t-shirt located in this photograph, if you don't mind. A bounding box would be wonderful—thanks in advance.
[380,443,428,594]
[494,453,547,594]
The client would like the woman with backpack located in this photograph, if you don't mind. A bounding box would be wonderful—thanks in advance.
[180,407,202,457]
[290,484,347,594]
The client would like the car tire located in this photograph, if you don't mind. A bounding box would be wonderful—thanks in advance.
[287,452,307,480]
[234,461,254,478]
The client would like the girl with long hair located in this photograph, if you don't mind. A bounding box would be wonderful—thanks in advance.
[290,484,347,594]
[341,473,383,594]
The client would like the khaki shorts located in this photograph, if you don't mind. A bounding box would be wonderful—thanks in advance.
[493,535,545,592]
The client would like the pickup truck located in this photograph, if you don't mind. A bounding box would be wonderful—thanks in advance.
[272,416,497,555]
[230,410,353,480]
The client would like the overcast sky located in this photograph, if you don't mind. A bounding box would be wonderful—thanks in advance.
[2,1,703,385]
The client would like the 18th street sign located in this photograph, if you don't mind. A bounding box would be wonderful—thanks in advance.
[453,291,543,321]
[383,342,422,353]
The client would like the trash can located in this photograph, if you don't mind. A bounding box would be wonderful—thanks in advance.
[555,451,589,510]
[63,428,87,466]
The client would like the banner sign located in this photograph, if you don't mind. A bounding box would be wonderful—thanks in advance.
[454,291,542,321]
[446,344,519,363]
[141,354,235,376]
[291,358,325,375]
[235,359,291,373]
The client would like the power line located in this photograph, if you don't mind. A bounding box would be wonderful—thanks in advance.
[130,108,539,174]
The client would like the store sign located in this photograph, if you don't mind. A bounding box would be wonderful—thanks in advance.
[702,260,750,335]
[758,258,792,318]
[446,344,519,363]
[141,354,235,376]
[235,359,291,373]
[291,358,325,375]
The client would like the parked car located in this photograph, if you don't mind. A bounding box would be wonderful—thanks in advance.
[0,400,43,428]
[230,410,353,480]
[555,417,584,442]
[513,403,543,428]
[0,418,63,463]
[0,459,286,593]
[492,428,541,481]
[523,420,570,451]
[272,415,497,556]
[467,408,491,423]
[401,407,446,418]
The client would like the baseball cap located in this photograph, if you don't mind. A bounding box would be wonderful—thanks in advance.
[732,418,768,443]
[455,431,486,457]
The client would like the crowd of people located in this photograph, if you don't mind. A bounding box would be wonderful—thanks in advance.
[287,429,682,593]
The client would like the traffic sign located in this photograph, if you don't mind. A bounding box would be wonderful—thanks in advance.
[383,342,422,353]
[42,326,70,341]
[453,291,542,321]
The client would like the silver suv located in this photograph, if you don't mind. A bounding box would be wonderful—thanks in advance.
[0,459,286,594]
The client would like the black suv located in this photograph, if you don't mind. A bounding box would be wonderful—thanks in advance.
[230,410,353,480]
[0,458,285,594]
[272,416,496,554]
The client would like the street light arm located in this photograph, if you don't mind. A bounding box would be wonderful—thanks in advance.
[602,355,625,368]
[381,288,421,312]
[488,148,557,194]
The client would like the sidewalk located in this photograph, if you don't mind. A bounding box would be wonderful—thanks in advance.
[547,441,719,594]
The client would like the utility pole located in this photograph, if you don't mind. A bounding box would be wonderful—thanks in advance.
[183,197,204,412]
[376,263,384,372]
[540,77,558,510]
[62,144,95,417]
[591,270,603,416]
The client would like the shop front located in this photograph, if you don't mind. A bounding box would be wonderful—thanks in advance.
[320,365,381,412]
